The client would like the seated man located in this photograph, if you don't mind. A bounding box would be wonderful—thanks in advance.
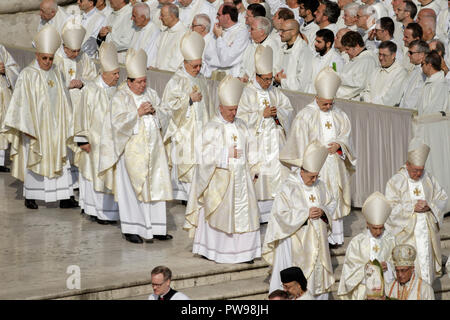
[385,139,448,286]
[337,192,396,300]
[385,244,435,300]
[148,266,190,300]
[264,139,335,300]
[238,44,293,223]
[280,267,315,300]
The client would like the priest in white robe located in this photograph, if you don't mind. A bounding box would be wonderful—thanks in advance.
[38,0,70,34]
[385,244,435,299]
[385,139,448,286]
[2,25,77,210]
[74,42,120,224]
[238,45,293,223]
[153,4,188,72]
[183,75,262,264]
[0,45,20,172]
[179,0,216,29]
[98,48,173,243]
[129,2,161,67]
[78,0,106,56]
[337,192,396,300]
[263,140,336,299]
[162,31,210,201]
[280,68,356,247]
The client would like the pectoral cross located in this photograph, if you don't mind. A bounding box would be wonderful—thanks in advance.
[325,121,332,129]
[413,187,421,196]
[48,80,54,87]
[232,134,237,142]
[372,244,380,253]
[309,194,316,203]
[192,85,199,92]
[263,99,270,108]
[68,68,75,77]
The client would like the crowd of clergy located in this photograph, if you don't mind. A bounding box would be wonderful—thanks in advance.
[0,0,449,300]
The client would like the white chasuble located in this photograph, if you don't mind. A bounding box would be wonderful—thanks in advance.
[385,166,448,285]
[153,22,188,72]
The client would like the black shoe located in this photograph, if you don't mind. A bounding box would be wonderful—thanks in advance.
[260,221,268,225]
[444,211,450,218]
[59,196,79,209]
[89,215,98,222]
[329,243,342,250]
[25,199,38,209]
[0,166,10,172]
[181,200,187,206]
[244,260,254,264]
[97,218,117,225]
[124,233,143,244]
[153,234,173,241]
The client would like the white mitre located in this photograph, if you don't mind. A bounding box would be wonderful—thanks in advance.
[314,67,342,100]
[99,42,119,72]
[362,191,391,225]
[61,18,86,50]
[218,75,245,106]
[126,48,148,78]
[255,44,273,75]
[180,31,205,61]
[34,24,62,55]
[407,138,430,167]
[302,140,328,173]
[392,244,416,267]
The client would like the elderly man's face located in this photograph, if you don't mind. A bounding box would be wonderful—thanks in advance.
[314,3,326,25]
[378,47,396,68]
[356,10,369,29]
[128,76,147,95]
[220,105,238,122]
[132,8,149,28]
[151,273,171,296]
[406,161,424,181]
[334,29,348,51]
[63,46,81,60]
[300,168,320,186]
[256,72,273,90]
[184,59,202,77]
[36,53,54,71]
[395,266,414,285]
[102,69,120,87]
[282,281,303,299]
[77,0,94,12]
[316,96,334,112]
[250,22,266,43]
[160,6,175,27]
[367,223,384,238]
[343,10,357,26]
[408,45,425,65]
[40,3,57,21]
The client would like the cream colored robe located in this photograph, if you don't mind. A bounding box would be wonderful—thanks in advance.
[262,172,336,295]
[74,75,116,194]
[279,100,356,221]
[2,60,73,181]
[80,8,106,49]
[385,166,448,285]
[237,81,293,200]
[162,65,210,183]
[183,115,260,237]
[0,45,20,151]
[129,20,161,67]
[309,49,345,94]
[386,273,435,300]
[37,7,69,34]
[104,4,135,52]
[98,83,173,202]
[238,37,281,79]
[153,21,188,72]
[399,64,426,110]
[337,229,396,300]
[415,71,450,115]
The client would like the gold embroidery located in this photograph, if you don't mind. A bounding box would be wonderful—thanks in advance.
[309,194,316,203]
[325,121,332,129]
[232,134,237,142]
[262,99,270,108]
[192,85,199,92]
[68,68,75,76]
[413,187,421,196]
[47,80,54,87]
[372,244,380,253]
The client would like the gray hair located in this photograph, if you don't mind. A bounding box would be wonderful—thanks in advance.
[42,0,58,11]
[344,2,359,17]
[133,2,150,19]
[409,39,430,53]
[165,3,179,18]
[194,13,211,32]
[254,16,272,36]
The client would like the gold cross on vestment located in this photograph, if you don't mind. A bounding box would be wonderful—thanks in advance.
[263,99,270,108]
[192,85,199,92]
[68,68,75,76]
[373,244,380,253]
[309,194,316,203]
[325,121,332,129]
[413,187,421,196]
[232,134,237,142]
[48,80,54,87]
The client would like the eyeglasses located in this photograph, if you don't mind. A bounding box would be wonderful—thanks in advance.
[378,53,393,57]
[408,50,421,55]
[256,74,273,82]
[191,24,204,29]
[279,28,295,33]
[151,281,167,287]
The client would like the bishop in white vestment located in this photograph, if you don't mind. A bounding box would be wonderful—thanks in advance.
[263,140,336,300]
[3,25,77,209]
[184,75,262,264]
[337,192,396,300]
[74,42,120,224]
[280,68,356,247]
[238,45,293,223]
[98,49,173,243]
[385,140,448,285]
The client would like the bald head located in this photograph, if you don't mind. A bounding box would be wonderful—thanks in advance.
[40,0,58,21]
[417,8,436,23]
[335,27,351,52]
[417,9,436,40]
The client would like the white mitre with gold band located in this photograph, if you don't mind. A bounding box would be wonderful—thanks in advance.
[407,138,430,167]
[61,18,86,50]
[218,75,245,107]
[180,31,205,61]
[34,24,62,55]
[255,44,273,75]
[314,67,342,100]
[99,42,119,72]
[362,191,392,225]
[392,244,416,267]
[302,140,328,173]
[126,48,148,78]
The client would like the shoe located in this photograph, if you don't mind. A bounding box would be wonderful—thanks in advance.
[97,219,117,225]
[244,260,254,264]
[153,234,173,241]
[25,199,38,209]
[181,200,187,206]
[329,243,342,250]
[89,215,98,222]
[260,221,268,225]
[0,166,10,172]
[444,211,450,218]
[124,233,143,244]
[59,196,79,209]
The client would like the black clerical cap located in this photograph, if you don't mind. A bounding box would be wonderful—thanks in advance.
[280,267,307,290]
